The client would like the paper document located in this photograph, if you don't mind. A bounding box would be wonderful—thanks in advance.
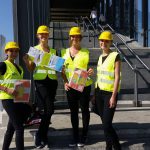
[69,68,88,92]
[14,80,31,103]
[38,52,51,67]
[48,55,65,72]
[28,47,42,64]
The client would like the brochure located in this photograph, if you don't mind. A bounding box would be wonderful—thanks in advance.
[14,80,31,103]
[27,47,42,64]
[28,47,65,72]
[38,52,51,67]
[48,55,65,72]
[69,68,88,92]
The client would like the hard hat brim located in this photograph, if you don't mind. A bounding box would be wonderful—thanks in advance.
[37,31,49,34]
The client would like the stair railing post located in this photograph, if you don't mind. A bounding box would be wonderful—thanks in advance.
[93,31,95,48]
[134,65,139,107]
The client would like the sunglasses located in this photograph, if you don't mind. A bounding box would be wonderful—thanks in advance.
[7,49,19,53]
[100,40,110,43]
[70,35,81,38]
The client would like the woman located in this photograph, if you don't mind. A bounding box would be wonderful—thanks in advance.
[0,41,31,150]
[95,31,121,150]
[23,25,58,148]
[61,27,93,147]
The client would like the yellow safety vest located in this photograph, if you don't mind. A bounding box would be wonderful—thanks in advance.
[0,60,23,100]
[95,52,121,92]
[61,48,93,86]
[33,45,57,80]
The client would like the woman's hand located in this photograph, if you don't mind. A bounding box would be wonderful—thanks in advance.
[23,54,30,63]
[5,88,18,97]
[87,68,94,76]
[62,65,66,74]
[23,54,35,72]
[64,82,70,91]
[109,96,117,108]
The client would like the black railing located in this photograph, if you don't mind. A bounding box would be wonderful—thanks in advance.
[79,16,98,47]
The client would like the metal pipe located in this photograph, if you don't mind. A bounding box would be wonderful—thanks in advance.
[107,24,150,72]
[134,65,139,107]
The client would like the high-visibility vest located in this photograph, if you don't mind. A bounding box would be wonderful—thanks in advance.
[95,52,121,92]
[33,45,57,80]
[61,48,93,86]
[0,60,23,100]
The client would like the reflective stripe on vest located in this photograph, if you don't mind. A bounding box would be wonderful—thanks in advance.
[35,70,55,74]
[0,60,23,100]
[97,70,114,77]
[0,79,17,84]
[99,78,114,84]
[33,45,57,80]
[61,48,93,86]
[96,51,121,92]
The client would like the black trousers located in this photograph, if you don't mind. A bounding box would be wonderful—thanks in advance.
[35,78,58,142]
[2,99,31,150]
[66,86,91,140]
[95,88,120,146]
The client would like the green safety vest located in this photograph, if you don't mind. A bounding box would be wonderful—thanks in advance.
[61,48,93,86]
[0,60,23,100]
[95,52,121,92]
[33,45,57,80]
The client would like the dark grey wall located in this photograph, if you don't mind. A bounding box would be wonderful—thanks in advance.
[13,0,50,78]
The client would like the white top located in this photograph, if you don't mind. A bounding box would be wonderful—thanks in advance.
[90,10,97,19]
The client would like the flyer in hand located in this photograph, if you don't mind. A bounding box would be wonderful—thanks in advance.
[69,68,88,92]
[27,47,42,64]
[48,55,65,72]
[28,47,65,72]
[14,80,31,103]
[38,52,51,67]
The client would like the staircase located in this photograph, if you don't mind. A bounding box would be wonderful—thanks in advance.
[49,20,150,108]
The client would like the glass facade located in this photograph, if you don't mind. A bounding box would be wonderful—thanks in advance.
[124,0,130,32]
[148,1,150,46]
[99,0,149,47]
[135,0,143,45]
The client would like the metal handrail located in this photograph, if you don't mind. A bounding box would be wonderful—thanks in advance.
[113,43,134,70]
[106,24,150,72]
[80,16,98,47]
[83,16,97,34]
[59,22,65,48]
[80,16,95,43]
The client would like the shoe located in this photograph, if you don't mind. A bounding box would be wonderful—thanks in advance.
[41,141,48,148]
[77,136,87,147]
[69,139,78,147]
[35,144,44,149]
[77,142,85,147]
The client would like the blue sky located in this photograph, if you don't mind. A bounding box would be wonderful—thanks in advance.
[0,0,13,42]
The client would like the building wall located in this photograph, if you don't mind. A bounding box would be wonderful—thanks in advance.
[13,0,50,78]
[0,35,6,62]
[148,1,150,46]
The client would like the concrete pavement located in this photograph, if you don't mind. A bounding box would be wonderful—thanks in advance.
[0,107,150,150]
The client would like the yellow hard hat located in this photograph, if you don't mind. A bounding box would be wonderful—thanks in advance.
[98,31,113,41]
[69,27,81,36]
[37,25,49,34]
[4,42,19,51]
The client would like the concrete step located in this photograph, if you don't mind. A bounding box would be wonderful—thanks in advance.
[1,108,150,149]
